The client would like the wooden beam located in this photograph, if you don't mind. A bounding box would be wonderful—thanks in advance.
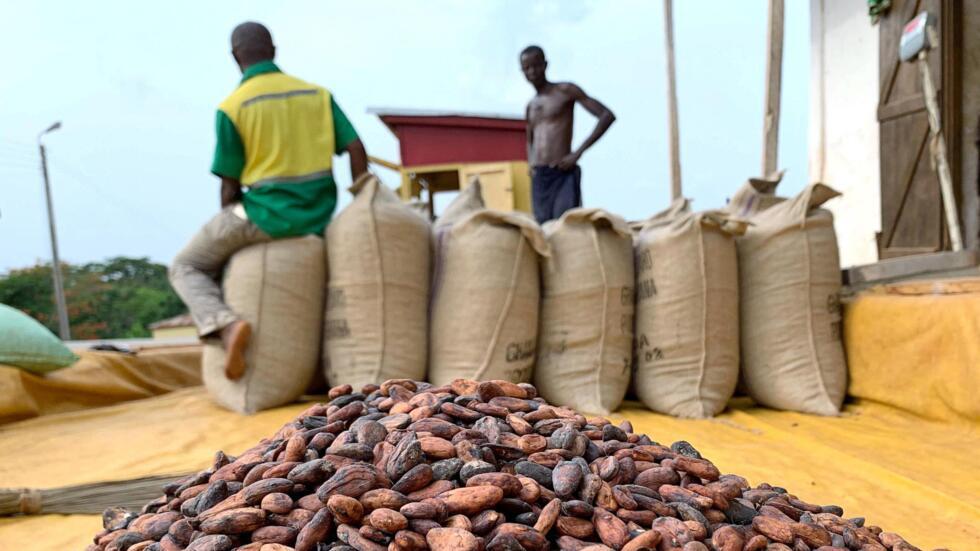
[844,249,979,286]
[761,0,784,178]
[368,155,402,172]
[664,0,682,200]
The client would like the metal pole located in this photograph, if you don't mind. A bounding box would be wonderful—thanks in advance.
[918,43,963,251]
[663,0,682,200]
[38,142,71,340]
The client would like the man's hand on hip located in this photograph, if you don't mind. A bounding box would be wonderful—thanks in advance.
[552,151,581,171]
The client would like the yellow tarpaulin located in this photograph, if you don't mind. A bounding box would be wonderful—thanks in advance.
[844,277,980,424]
[0,388,977,551]
[0,346,202,425]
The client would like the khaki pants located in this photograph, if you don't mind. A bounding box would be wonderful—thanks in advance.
[168,205,271,336]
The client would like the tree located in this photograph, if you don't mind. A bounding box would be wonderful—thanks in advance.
[0,257,186,339]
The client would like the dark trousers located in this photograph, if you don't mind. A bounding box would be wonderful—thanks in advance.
[532,165,582,224]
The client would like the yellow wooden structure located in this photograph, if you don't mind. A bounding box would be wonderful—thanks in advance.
[368,109,532,217]
[370,157,531,216]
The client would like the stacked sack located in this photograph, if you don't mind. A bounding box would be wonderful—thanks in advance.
[535,208,635,415]
[323,173,431,390]
[428,180,549,386]
[732,180,847,416]
[632,199,747,418]
[203,236,326,414]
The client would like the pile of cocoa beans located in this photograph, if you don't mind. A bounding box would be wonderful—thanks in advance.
[88,379,927,551]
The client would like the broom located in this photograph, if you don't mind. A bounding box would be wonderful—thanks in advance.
[0,474,188,516]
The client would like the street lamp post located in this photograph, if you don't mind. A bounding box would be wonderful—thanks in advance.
[38,121,70,341]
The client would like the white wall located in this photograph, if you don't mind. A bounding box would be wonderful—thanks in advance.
[809,0,881,268]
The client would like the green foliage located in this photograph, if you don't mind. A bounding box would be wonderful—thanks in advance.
[0,257,186,339]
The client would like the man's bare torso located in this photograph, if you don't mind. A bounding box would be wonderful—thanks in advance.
[527,83,576,167]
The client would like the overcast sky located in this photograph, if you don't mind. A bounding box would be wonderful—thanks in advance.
[0,0,808,271]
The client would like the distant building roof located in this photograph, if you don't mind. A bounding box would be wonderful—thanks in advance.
[149,313,194,330]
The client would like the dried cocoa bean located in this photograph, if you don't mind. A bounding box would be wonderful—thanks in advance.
[199,507,266,534]
[251,525,297,544]
[367,507,408,533]
[438,486,504,515]
[466,472,523,497]
[426,527,480,551]
[295,508,332,551]
[328,494,365,524]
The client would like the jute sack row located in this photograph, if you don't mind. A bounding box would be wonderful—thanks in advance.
[202,236,325,414]
[734,181,847,416]
[535,208,635,415]
[428,181,549,386]
[632,199,747,418]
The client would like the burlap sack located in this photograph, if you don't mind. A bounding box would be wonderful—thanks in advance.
[738,183,846,416]
[633,199,746,418]
[203,236,325,414]
[429,181,549,385]
[726,172,785,218]
[323,173,431,389]
[535,208,635,414]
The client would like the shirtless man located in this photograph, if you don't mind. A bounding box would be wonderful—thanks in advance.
[521,45,615,223]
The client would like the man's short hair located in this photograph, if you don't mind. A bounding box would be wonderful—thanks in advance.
[521,45,545,59]
[232,21,275,61]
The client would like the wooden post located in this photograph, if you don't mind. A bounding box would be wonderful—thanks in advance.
[761,0,784,179]
[664,0,682,200]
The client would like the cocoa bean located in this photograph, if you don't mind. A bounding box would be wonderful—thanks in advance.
[438,486,504,515]
[360,489,410,512]
[318,464,382,501]
[367,508,408,533]
[328,495,365,524]
[752,515,795,544]
[472,509,505,536]
[557,516,595,539]
[593,507,629,550]
[295,509,332,551]
[492,523,548,551]
[243,478,294,505]
[392,463,434,494]
[199,507,266,534]
[534,498,561,534]
[466,472,523,497]
[620,528,660,551]
[553,462,584,498]
[185,535,234,551]
[251,525,297,544]
[394,529,428,551]
[426,527,479,551]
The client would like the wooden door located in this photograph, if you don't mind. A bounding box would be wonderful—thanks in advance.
[877,0,960,258]
[460,163,515,211]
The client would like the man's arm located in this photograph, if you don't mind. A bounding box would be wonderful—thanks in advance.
[525,103,534,169]
[345,138,368,180]
[220,177,243,208]
[212,110,246,209]
[554,83,616,170]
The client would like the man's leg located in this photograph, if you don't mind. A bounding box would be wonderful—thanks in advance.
[551,165,583,220]
[532,166,557,224]
[168,207,270,378]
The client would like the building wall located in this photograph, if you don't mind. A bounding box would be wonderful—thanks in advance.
[809,0,881,268]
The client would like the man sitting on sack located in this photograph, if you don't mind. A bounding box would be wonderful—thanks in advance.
[169,21,367,380]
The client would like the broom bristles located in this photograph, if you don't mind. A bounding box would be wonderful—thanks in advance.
[0,474,188,516]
